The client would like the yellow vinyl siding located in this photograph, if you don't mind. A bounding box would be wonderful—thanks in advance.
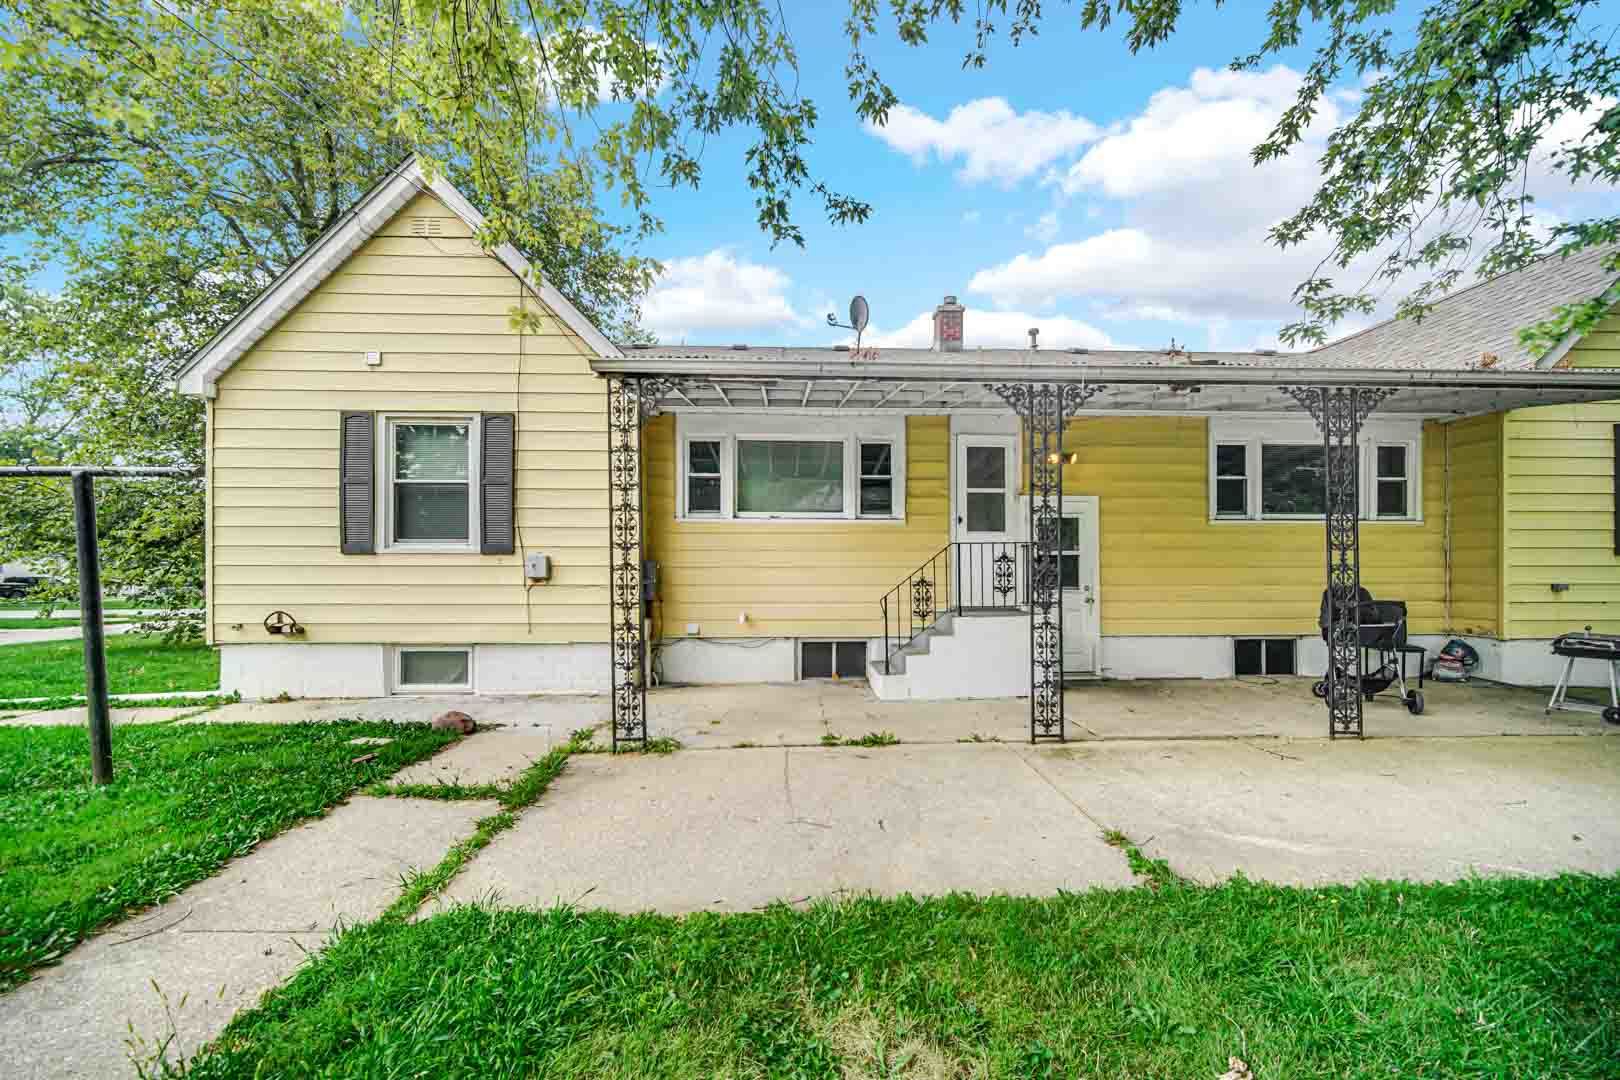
[1444,413,1502,636]
[1564,305,1620,368]
[208,191,609,646]
[1501,402,1620,638]
[643,414,950,639]
[1057,417,1448,637]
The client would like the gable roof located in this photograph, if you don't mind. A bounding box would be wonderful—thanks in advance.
[175,156,621,397]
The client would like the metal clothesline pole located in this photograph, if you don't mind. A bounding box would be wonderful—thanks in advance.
[0,465,198,784]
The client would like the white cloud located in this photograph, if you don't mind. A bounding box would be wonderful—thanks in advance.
[866,98,1101,184]
[863,307,1116,351]
[961,209,983,225]
[1024,211,1060,243]
[966,66,1364,321]
[641,250,806,341]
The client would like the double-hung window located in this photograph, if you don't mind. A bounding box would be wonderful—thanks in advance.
[1372,444,1410,518]
[1209,420,1419,522]
[676,418,904,521]
[858,442,894,517]
[686,439,723,515]
[385,416,479,549]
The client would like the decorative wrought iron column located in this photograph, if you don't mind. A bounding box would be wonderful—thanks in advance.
[1282,386,1396,738]
[990,381,1102,743]
[606,376,673,749]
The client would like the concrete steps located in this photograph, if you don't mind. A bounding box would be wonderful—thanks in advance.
[868,611,1029,700]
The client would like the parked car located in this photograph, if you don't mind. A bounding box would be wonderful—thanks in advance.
[0,574,43,600]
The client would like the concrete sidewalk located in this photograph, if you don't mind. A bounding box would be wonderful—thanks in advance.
[0,795,493,1079]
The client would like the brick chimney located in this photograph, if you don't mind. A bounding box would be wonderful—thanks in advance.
[932,295,964,351]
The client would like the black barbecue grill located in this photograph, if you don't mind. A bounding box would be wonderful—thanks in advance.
[1311,587,1424,715]
[1546,627,1620,724]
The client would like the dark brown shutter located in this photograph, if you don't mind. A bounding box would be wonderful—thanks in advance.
[340,411,375,555]
[481,412,516,555]
[1613,424,1619,556]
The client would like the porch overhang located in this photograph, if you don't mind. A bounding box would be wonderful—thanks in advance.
[591,353,1620,418]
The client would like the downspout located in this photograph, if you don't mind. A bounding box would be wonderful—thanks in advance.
[1442,422,1453,633]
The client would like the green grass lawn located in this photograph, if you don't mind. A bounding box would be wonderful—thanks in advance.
[0,721,460,988]
[186,874,1619,1078]
[0,634,218,699]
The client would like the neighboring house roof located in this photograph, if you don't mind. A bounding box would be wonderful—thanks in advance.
[626,245,1620,373]
[1308,244,1620,371]
[174,156,622,397]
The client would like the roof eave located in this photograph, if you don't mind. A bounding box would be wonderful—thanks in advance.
[589,355,1620,392]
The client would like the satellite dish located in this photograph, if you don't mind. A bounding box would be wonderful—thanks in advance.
[849,295,870,334]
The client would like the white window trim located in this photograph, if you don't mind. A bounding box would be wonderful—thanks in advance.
[1206,417,1422,524]
[393,646,474,693]
[377,413,482,552]
[675,413,906,523]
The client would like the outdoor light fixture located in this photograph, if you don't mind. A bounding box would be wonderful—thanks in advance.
[1046,451,1080,465]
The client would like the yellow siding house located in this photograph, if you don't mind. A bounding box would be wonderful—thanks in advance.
[178,159,1620,704]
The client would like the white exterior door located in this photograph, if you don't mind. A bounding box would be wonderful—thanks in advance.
[953,436,1016,543]
[1059,496,1100,676]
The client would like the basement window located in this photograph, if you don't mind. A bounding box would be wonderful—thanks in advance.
[1234,638,1296,677]
[396,647,472,692]
[800,640,868,680]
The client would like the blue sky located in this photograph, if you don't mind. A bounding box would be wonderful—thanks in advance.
[630,4,1617,353]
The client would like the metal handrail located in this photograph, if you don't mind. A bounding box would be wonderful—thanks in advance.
[879,541,1030,673]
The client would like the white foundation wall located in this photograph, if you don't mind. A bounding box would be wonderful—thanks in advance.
[654,638,797,684]
[221,644,388,699]
[1449,636,1613,688]
[220,642,609,699]
[476,644,611,694]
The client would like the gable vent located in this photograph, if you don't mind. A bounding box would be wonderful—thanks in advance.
[408,217,445,237]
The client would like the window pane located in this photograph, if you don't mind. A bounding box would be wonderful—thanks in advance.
[1060,554,1079,589]
[1216,477,1248,516]
[965,492,1006,533]
[1215,444,1246,477]
[801,641,833,679]
[688,440,721,475]
[396,483,469,541]
[1377,445,1406,478]
[860,443,892,477]
[737,440,843,514]
[860,478,893,516]
[688,476,721,513]
[834,641,868,678]
[1377,479,1408,517]
[1059,515,1079,552]
[1234,638,1263,676]
[395,423,469,481]
[1264,638,1297,675]
[400,649,468,687]
[1260,445,1327,516]
[966,445,1005,489]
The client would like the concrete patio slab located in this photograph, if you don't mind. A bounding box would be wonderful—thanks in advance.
[437,744,1136,914]
[387,729,561,787]
[1025,735,1620,885]
[0,795,494,1079]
